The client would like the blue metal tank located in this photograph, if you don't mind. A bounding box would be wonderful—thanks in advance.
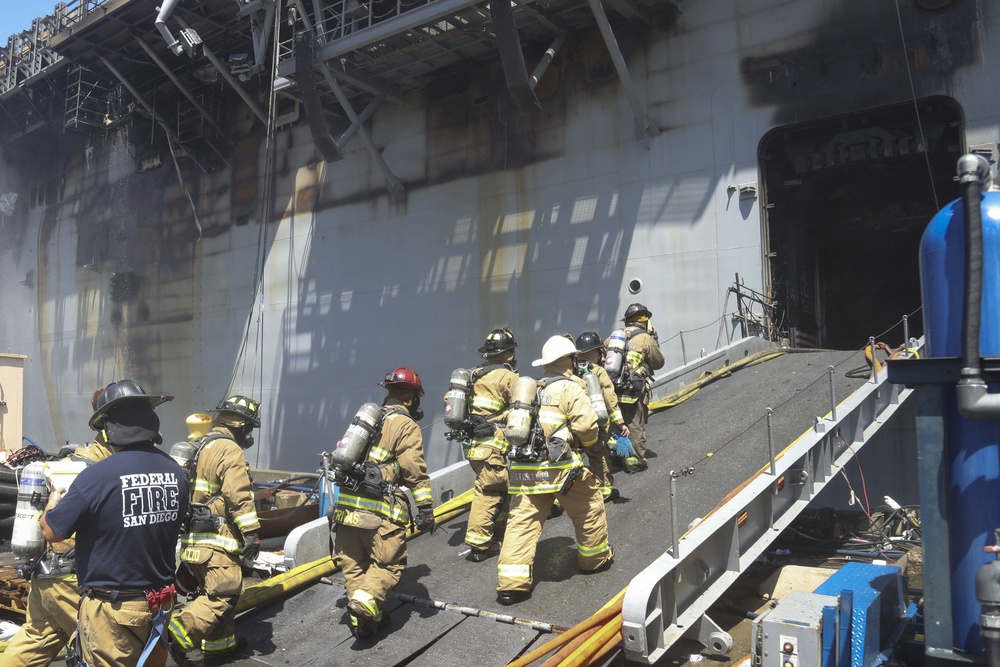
[921,191,1000,654]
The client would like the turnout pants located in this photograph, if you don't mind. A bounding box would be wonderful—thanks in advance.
[620,399,649,458]
[78,595,165,667]
[335,520,407,619]
[465,450,509,551]
[586,427,615,500]
[168,549,242,657]
[496,470,612,593]
[0,576,80,667]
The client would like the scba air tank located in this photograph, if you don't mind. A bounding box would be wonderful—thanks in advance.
[604,330,627,378]
[12,462,49,562]
[505,376,538,448]
[443,368,472,429]
[169,440,198,472]
[330,403,383,470]
[584,373,609,423]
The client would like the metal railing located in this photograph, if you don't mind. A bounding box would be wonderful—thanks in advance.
[0,1,111,97]
[621,338,923,663]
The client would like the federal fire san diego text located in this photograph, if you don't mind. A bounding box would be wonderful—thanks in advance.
[120,471,182,528]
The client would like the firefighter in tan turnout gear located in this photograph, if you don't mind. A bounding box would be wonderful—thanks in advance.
[574,331,629,502]
[331,368,435,639]
[169,395,262,664]
[605,303,665,473]
[1,389,113,667]
[445,328,519,562]
[495,336,613,605]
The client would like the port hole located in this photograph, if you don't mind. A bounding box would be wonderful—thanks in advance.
[628,279,643,295]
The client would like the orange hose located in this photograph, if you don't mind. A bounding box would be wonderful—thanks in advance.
[540,626,600,667]
[560,614,621,667]
[505,591,624,667]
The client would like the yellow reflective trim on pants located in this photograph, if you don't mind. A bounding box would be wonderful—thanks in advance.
[465,530,492,546]
[498,563,531,579]
[578,540,611,557]
[169,618,196,651]
[202,635,236,653]
[350,590,382,620]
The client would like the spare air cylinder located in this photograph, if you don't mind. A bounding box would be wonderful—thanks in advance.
[443,368,472,429]
[584,373,609,423]
[505,376,538,448]
[12,462,49,563]
[330,403,383,470]
[604,329,627,378]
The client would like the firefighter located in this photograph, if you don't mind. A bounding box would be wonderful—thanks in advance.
[459,328,519,561]
[1,389,114,667]
[168,395,262,665]
[40,380,186,667]
[333,368,435,639]
[607,303,664,473]
[495,336,613,605]
[574,331,630,502]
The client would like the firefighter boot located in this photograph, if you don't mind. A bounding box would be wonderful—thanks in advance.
[347,600,388,639]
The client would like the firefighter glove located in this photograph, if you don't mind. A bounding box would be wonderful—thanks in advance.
[241,531,261,564]
[415,505,436,535]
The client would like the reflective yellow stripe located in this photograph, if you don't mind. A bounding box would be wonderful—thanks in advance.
[234,512,259,530]
[465,530,492,546]
[337,492,409,524]
[193,479,220,494]
[169,619,195,650]
[578,540,611,557]
[610,408,624,424]
[626,350,645,368]
[498,563,531,579]
[369,446,392,462]
[508,453,583,494]
[413,487,432,504]
[472,395,505,412]
[350,590,382,620]
[466,432,510,454]
[181,532,241,553]
[202,636,236,653]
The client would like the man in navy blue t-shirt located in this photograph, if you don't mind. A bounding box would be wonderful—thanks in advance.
[41,380,189,667]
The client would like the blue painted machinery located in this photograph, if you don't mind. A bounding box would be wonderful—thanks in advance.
[887,154,1000,665]
[754,154,1000,667]
[752,563,908,667]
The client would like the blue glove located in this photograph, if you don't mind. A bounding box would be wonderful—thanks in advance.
[615,437,634,458]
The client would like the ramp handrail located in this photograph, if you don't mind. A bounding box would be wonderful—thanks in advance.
[622,341,921,663]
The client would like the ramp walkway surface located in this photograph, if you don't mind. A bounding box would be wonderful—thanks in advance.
[174,348,872,667]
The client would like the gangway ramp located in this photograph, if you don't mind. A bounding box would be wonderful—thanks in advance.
[212,346,909,667]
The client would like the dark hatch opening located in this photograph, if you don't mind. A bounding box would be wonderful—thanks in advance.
[759,97,963,350]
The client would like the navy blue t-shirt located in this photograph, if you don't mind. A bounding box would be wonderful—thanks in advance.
[45,444,190,589]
